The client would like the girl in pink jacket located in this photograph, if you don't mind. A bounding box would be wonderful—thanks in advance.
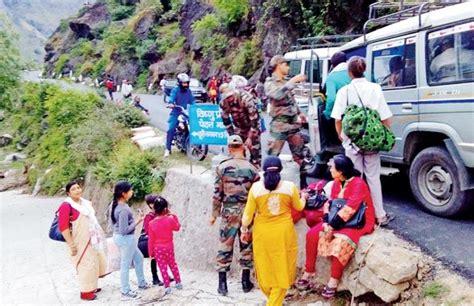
[147,196,182,294]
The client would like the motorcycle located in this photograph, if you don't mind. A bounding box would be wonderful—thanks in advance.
[168,105,208,161]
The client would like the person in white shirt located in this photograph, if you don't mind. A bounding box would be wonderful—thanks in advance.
[331,56,394,226]
[159,77,166,94]
[121,79,133,100]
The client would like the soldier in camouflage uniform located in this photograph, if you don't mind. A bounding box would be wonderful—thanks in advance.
[219,83,262,169]
[210,135,260,296]
[264,55,308,187]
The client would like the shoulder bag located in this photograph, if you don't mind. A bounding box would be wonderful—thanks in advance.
[49,204,72,242]
[341,85,395,152]
[328,198,367,229]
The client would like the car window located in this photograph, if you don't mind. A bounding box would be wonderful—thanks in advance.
[372,37,416,89]
[190,79,200,87]
[427,21,474,85]
[304,59,323,84]
[288,60,302,77]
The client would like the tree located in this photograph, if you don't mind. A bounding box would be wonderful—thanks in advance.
[0,15,21,111]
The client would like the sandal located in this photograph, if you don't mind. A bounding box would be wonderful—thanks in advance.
[295,278,314,290]
[321,286,336,298]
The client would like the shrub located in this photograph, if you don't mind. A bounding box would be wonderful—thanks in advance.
[229,39,262,77]
[105,27,138,57]
[54,54,70,75]
[136,70,149,90]
[79,62,95,76]
[94,141,158,201]
[136,39,155,60]
[58,19,70,32]
[0,21,21,111]
[111,5,136,21]
[212,0,250,28]
[45,89,101,128]
[93,57,109,77]
[69,108,127,163]
[137,0,163,14]
[111,104,149,128]
[155,22,185,55]
[192,14,227,57]
[71,39,95,58]
[192,14,220,37]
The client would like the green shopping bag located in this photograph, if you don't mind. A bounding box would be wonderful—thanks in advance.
[342,87,395,152]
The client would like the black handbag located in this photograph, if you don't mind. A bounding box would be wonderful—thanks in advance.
[328,198,367,229]
[137,230,149,258]
[305,190,328,210]
[49,204,72,242]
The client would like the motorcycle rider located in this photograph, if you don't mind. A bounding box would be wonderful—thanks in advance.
[165,73,195,157]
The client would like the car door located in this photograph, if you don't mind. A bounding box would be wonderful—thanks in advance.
[367,35,420,163]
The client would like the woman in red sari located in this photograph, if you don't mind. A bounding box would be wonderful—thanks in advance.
[297,154,375,298]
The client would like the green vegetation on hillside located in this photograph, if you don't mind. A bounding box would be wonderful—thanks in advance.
[1,81,166,200]
[0,16,21,111]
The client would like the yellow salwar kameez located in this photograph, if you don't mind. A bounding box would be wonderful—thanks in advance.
[242,180,304,306]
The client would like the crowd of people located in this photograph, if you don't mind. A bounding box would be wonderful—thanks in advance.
[56,53,396,305]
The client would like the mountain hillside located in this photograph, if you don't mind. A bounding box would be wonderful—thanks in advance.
[0,0,94,63]
[43,0,376,87]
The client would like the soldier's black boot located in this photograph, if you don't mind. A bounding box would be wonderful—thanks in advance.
[241,269,254,293]
[218,272,228,296]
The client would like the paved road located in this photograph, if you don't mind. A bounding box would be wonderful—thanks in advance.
[0,190,267,305]
[137,93,474,280]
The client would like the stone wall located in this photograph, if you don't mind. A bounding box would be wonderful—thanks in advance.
[161,166,426,303]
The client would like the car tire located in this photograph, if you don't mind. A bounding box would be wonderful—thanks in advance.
[409,146,472,217]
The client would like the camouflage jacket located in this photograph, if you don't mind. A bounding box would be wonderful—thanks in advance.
[264,74,302,132]
[219,89,260,137]
[212,157,260,218]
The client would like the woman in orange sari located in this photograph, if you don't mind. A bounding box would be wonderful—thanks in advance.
[58,180,107,300]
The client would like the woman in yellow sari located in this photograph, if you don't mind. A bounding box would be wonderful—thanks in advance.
[240,156,308,306]
[58,180,107,300]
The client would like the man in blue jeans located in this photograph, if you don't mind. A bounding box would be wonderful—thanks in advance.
[164,73,195,157]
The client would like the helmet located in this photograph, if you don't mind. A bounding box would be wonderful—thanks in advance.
[177,73,190,90]
[229,75,248,89]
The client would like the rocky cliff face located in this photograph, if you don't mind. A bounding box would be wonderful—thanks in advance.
[43,0,375,87]
[0,0,93,63]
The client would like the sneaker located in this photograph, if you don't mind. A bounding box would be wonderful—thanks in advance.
[164,287,172,295]
[121,290,141,301]
[378,214,395,227]
[138,282,151,290]
[175,283,183,290]
[164,149,170,157]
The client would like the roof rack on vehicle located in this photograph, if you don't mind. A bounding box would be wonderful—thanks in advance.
[291,34,362,50]
[363,1,464,41]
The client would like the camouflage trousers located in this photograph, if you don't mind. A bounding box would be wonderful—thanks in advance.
[268,128,306,166]
[216,204,253,272]
[238,131,262,170]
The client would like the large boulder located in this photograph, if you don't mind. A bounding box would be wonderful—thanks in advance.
[132,9,157,40]
[178,0,214,52]
[69,2,111,39]
[149,53,187,77]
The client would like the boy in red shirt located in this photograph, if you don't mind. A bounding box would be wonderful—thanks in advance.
[147,196,183,294]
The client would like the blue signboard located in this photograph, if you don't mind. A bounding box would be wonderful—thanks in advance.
[189,104,228,145]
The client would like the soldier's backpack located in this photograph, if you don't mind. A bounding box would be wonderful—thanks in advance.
[342,86,395,152]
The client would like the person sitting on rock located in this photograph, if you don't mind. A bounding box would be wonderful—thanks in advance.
[296,154,375,298]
